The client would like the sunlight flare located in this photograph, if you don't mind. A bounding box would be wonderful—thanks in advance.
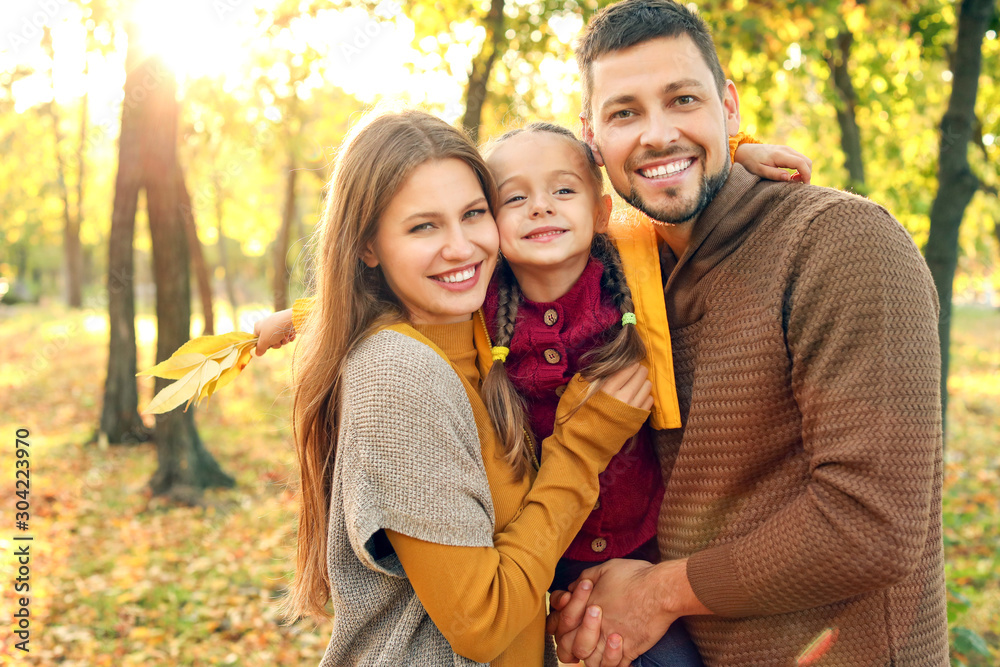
[129,0,253,82]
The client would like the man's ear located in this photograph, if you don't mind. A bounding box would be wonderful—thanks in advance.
[723,79,741,138]
[594,194,613,233]
[580,114,605,167]
[360,243,379,268]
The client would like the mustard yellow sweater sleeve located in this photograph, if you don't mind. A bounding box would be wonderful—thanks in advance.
[385,375,649,665]
[291,296,315,333]
[729,131,761,162]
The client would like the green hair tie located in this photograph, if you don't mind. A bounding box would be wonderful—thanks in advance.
[621,312,637,326]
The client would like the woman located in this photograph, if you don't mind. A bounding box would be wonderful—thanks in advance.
[285,109,652,666]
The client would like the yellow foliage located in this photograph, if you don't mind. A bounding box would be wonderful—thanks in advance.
[844,4,867,34]
[137,332,257,414]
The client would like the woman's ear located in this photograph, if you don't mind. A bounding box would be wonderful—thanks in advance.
[361,243,379,268]
[594,194,613,233]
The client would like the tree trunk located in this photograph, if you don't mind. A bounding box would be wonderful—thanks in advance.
[42,28,84,308]
[272,162,297,311]
[73,83,90,303]
[178,167,215,335]
[99,25,150,446]
[824,29,866,193]
[461,0,506,143]
[75,61,89,301]
[212,173,240,326]
[141,55,234,501]
[995,222,1000,304]
[923,0,993,432]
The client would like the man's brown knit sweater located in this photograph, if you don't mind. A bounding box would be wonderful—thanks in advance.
[653,166,948,665]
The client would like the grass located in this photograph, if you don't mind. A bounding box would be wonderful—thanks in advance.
[942,306,1000,666]
[0,301,997,665]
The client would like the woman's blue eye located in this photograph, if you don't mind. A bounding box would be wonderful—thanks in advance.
[409,222,434,233]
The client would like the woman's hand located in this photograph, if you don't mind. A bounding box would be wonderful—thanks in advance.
[599,363,653,411]
[734,143,812,184]
[549,559,709,667]
[254,308,296,356]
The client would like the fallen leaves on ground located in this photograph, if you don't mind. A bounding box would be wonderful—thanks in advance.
[0,302,997,664]
[0,303,323,666]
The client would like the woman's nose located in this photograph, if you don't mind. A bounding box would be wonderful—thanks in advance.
[441,225,476,260]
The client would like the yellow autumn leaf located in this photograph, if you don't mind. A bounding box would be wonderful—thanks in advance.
[210,341,256,394]
[139,332,260,414]
[197,347,240,403]
[138,332,256,380]
[136,352,209,380]
[144,364,208,414]
[183,359,222,411]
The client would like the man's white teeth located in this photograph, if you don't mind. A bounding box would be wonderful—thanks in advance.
[642,159,693,178]
[437,266,476,283]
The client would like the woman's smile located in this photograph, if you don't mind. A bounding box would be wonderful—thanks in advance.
[430,261,483,288]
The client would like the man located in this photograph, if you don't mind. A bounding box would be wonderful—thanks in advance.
[547,1,949,665]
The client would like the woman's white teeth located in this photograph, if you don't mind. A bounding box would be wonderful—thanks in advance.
[642,159,692,178]
[437,266,476,283]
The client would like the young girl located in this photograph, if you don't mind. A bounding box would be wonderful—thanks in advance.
[286,108,653,667]
[481,122,703,667]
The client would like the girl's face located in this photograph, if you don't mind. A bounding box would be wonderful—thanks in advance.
[489,132,610,276]
[362,158,499,325]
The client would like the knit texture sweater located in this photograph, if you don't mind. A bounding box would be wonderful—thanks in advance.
[652,166,948,665]
[320,320,648,666]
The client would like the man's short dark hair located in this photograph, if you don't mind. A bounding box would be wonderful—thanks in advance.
[576,0,727,120]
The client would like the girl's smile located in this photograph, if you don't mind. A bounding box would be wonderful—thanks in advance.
[522,226,569,242]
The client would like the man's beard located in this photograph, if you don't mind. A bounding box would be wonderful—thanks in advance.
[618,152,731,226]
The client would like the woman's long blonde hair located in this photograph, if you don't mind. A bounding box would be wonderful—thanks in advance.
[285,110,498,619]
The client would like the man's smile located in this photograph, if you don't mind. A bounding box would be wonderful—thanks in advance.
[639,157,695,180]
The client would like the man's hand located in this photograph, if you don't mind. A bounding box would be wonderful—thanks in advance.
[254,308,295,356]
[548,559,711,667]
[734,143,813,184]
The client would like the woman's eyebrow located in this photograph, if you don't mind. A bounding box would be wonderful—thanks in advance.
[400,197,489,223]
[400,210,443,223]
